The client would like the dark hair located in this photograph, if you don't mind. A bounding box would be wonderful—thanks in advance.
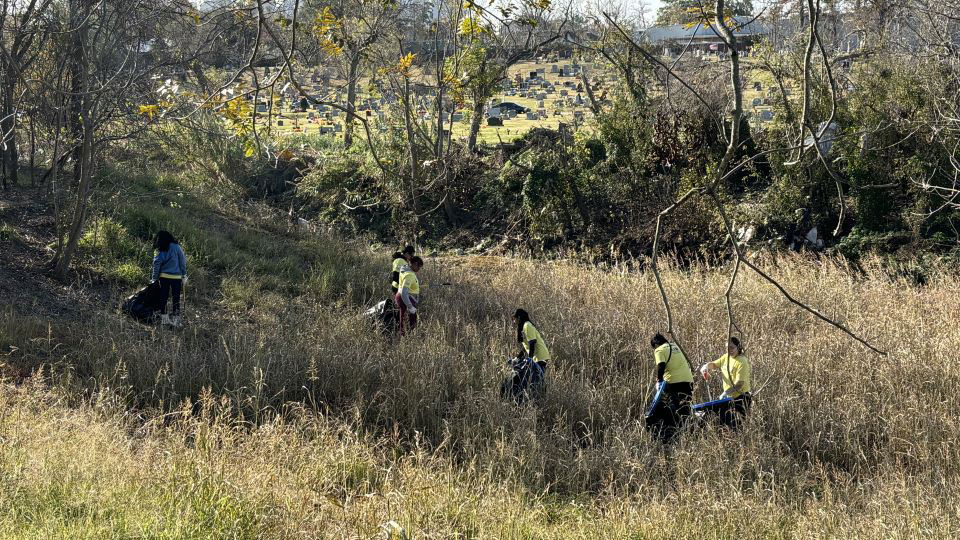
[402,245,415,255]
[392,251,404,260]
[514,308,530,344]
[650,333,668,349]
[729,336,743,354]
[410,256,423,267]
[153,230,178,252]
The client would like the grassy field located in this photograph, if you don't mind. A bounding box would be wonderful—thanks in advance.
[1,166,959,537]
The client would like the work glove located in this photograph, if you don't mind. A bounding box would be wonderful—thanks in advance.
[182,275,189,285]
[699,364,711,380]
[408,306,417,314]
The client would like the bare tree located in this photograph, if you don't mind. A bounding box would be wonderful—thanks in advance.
[0,0,54,188]
[450,0,568,151]
[308,0,400,147]
[49,0,226,278]
[602,0,887,364]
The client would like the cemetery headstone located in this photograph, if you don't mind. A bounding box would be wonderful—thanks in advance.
[488,117,503,126]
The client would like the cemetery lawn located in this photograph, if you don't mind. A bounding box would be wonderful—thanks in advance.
[248,58,784,144]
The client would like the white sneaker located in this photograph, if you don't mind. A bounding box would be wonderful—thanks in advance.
[159,314,173,326]
[169,315,183,328]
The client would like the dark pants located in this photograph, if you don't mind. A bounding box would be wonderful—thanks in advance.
[645,382,693,443]
[394,293,417,336]
[158,277,182,315]
[695,394,752,430]
[501,360,547,405]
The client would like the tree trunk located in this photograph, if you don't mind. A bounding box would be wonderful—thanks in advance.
[69,42,85,188]
[53,0,92,279]
[401,76,420,236]
[53,108,94,279]
[29,111,36,186]
[580,71,601,117]
[344,53,361,147]
[467,97,484,152]
[0,80,15,189]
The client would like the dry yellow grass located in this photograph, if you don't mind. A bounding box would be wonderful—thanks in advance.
[2,239,960,537]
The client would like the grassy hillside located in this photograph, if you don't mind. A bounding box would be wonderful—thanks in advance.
[1,170,960,537]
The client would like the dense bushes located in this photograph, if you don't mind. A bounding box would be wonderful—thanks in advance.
[142,58,958,262]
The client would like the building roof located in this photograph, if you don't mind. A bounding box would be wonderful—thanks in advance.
[642,16,771,44]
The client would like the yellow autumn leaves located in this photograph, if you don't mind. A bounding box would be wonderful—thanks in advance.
[313,7,344,56]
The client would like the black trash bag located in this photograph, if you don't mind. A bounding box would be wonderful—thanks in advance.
[500,357,546,405]
[122,281,163,323]
[364,298,398,334]
[644,382,692,443]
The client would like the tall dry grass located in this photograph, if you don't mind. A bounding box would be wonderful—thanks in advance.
[3,242,960,537]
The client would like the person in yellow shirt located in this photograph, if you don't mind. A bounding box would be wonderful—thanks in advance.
[394,256,422,336]
[645,333,694,442]
[515,308,550,370]
[502,308,550,403]
[390,245,415,294]
[694,337,753,429]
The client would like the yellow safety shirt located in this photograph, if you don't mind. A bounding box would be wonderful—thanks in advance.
[399,270,420,295]
[708,354,751,398]
[654,343,693,383]
[391,257,407,289]
[522,321,551,362]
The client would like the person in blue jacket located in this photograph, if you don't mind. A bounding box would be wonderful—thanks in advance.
[151,230,187,327]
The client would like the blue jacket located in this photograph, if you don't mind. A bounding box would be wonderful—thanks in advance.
[152,243,187,281]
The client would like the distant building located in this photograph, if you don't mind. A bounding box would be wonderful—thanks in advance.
[642,16,771,56]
